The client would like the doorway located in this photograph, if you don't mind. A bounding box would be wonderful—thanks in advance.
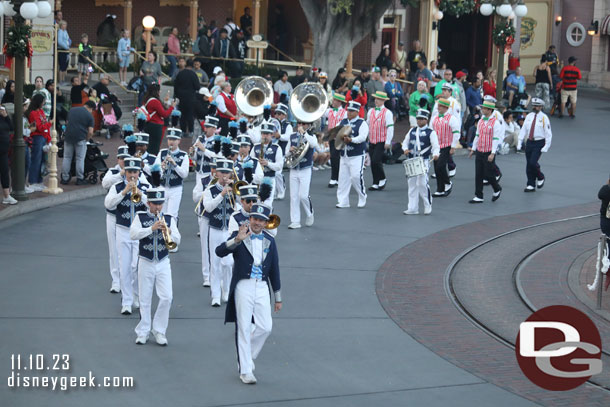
[437,13,493,76]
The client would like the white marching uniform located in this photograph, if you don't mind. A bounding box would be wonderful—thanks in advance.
[402,125,440,213]
[193,135,219,186]
[130,212,181,337]
[193,178,212,285]
[101,165,124,290]
[250,143,284,207]
[336,117,369,207]
[288,131,321,225]
[154,148,189,221]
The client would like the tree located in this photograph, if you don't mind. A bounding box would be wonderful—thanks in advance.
[299,0,416,80]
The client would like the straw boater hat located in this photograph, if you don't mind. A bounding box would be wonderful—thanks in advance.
[332,93,346,103]
[480,101,496,110]
[372,91,389,101]
[437,98,451,108]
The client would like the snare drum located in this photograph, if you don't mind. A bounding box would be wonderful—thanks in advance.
[403,156,426,178]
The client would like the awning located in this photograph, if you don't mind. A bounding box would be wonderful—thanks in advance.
[602,14,610,35]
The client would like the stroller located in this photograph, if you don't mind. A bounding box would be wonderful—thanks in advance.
[98,94,123,139]
[58,137,109,184]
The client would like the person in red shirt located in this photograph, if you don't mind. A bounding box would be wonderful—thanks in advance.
[142,83,177,155]
[26,94,53,190]
[345,79,368,118]
[559,56,582,119]
[483,69,496,97]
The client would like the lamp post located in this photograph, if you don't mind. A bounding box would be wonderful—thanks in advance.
[2,1,53,201]
[480,0,527,101]
[142,15,155,56]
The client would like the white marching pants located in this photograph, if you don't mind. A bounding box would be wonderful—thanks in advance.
[116,226,139,306]
[208,227,232,300]
[289,167,313,224]
[337,155,367,206]
[135,257,173,336]
[198,216,211,283]
[275,170,285,198]
[407,172,432,212]
[105,213,119,287]
[235,278,272,375]
[162,185,183,222]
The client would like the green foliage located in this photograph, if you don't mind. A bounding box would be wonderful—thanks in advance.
[440,0,476,17]
[492,18,516,47]
[5,24,32,58]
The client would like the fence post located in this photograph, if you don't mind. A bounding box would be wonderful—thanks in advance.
[597,234,605,309]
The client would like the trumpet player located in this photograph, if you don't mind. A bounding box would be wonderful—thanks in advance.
[228,184,258,235]
[251,123,283,206]
[104,157,150,315]
[154,128,189,239]
[130,188,181,346]
[134,133,156,184]
[201,159,235,306]
[192,116,221,186]
[287,121,320,229]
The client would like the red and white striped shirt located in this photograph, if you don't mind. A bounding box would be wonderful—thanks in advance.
[474,116,499,153]
[367,107,394,144]
[326,107,347,129]
[432,113,461,148]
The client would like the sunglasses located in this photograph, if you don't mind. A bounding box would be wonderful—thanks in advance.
[244,199,256,204]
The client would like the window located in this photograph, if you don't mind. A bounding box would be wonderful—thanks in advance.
[566,22,586,47]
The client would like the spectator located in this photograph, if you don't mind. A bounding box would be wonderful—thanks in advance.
[559,56,581,119]
[429,60,441,93]
[598,177,610,258]
[380,66,389,85]
[355,67,370,86]
[26,94,52,191]
[174,59,201,137]
[92,74,115,105]
[455,71,468,121]
[375,45,393,71]
[166,27,181,78]
[466,77,483,114]
[506,67,526,107]
[96,14,119,48]
[224,17,239,39]
[0,78,6,102]
[57,20,71,85]
[61,101,95,185]
[434,69,456,99]
[78,34,93,82]
[240,7,253,38]
[70,76,89,107]
[140,51,163,83]
[32,76,52,119]
[88,87,99,104]
[230,29,247,78]
[212,28,235,61]
[345,79,367,118]
[318,71,332,98]
[1,80,14,104]
[117,29,133,86]
[483,69,497,97]
[407,40,426,88]
[409,81,433,128]
[192,59,209,85]
[384,69,403,117]
[46,80,67,126]
[171,56,187,81]
[503,110,520,149]
[0,105,15,205]
[215,81,237,136]
[274,71,293,96]
[534,54,552,111]
[414,57,433,86]
[331,68,348,94]
[365,67,384,109]
[393,41,407,77]
[54,10,62,25]
[289,66,309,88]
[197,27,213,73]
[544,45,559,78]
[139,28,157,52]
[142,83,177,155]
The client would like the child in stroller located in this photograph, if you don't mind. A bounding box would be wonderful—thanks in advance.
[98,94,123,139]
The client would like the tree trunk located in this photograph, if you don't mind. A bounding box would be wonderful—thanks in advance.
[299,0,394,80]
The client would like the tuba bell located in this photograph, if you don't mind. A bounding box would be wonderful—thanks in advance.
[285,82,329,169]
[235,76,274,117]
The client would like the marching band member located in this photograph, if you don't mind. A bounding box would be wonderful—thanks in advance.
[202,159,235,306]
[336,101,369,209]
[251,123,283,206]
[192,116,221,186]
[238,135,264,185]
[104,156,150,314]
[154,128,189,239]
[228,184,259,235]
[468,100,503,203]
[323,93,347,188]
[102,146,130,293]
[193,166,214,288]
[134,132,155,182]
[517,97,552,192]
[431,98,461,197]
[130,188,181,346]
[287,121,320,229]
[431,83,461,177]
[366,91,394,191]
[274,103,293,155]
[482,95,505,184]
[215,203,282,385]
[402,109,439,215]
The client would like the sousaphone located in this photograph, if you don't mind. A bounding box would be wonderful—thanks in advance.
[235,76,274,117]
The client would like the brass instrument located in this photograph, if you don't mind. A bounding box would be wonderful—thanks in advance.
[266,214,281,230]
[232,166,248,195]
[130,176,141,203]
[328,125,352,151]
[234,76,274,117]
[157,213,177,251]
[285,82,329,169]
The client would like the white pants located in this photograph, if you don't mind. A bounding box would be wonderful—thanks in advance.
[105,213,119,287]
[274,171,285,198]
[162,185,183,221]
[116,226,139,306]
[407,171,432,212]
[198,216,210,283]
[208,227,232,300]
[337,155,367,206]
[135,257,172,336]
[289,167,313,224]
[235,278,272,375]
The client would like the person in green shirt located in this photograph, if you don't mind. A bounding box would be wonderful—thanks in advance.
[433,69,460,100]
[409,81,433,128]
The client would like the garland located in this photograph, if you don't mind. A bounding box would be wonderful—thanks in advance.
[439,0,477,17]
[178,34,193,53]
[3,24,33,68]
[492,18,516,53]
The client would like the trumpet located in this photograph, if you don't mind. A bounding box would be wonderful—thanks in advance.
[157,213,177,251]
[130,176,141,203]
[266,214,281,230]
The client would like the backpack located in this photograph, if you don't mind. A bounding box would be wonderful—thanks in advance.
[136,98,157,121]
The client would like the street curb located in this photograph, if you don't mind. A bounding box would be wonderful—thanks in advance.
[0,186,105,222]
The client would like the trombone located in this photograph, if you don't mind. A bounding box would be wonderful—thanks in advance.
[156,212,177,251]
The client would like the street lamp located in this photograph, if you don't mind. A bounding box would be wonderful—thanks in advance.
[0,1,53,201]
[479,1,527,101]
[142,15,155,56]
